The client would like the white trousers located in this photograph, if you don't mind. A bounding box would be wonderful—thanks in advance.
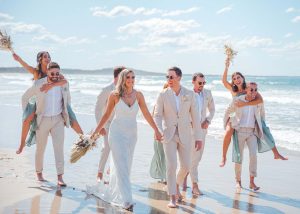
[35,115,65,175]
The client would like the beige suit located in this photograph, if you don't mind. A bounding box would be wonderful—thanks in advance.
[228,95,264,180]
[190,89,215,183]
[22,77,71,175]
[153,86,203,195]
[95,82,115,173]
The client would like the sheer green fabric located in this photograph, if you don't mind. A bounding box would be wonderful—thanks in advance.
[149,140,166,180]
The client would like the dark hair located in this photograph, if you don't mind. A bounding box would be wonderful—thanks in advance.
[168,66,182,77]
[36,51,50,79]
[114,66,126,78]
[192,72,205,81]
[231,72,246,92]
[47,62,60,70]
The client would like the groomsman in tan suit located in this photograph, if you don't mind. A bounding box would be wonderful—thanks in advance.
[153,66,203,208]
[228,82,263,192]
[22,62,72,186]
[95,66,125,181]
[183,73,215,195]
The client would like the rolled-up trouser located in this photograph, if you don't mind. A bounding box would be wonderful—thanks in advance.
[235,127,257,181]
[36,115,65,175]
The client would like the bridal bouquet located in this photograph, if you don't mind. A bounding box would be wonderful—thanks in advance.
[224,44,237,63]
[70,134,98,163]
[0,30,14,52]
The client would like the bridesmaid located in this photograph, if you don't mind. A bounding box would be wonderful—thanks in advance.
[13,51,83,154]
[219,58,287,167]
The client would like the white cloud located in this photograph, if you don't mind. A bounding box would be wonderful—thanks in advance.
[162,7,200,17]
[284,33,293,38]
[90,6,162,17]
[33,33,91,44]
[216,6,232,15]
[0,12,14,20]
[292,16,300,23]
[265,41,300,55]
[236,36,273,48]
[0,21,46,34]
[118,18,200,35]
[286,7,295,13]
[91,6,199,18]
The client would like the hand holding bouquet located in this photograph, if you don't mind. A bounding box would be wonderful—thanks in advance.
[0,30,14,53]
[224,44,237,63]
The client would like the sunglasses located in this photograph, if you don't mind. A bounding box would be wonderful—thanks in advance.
[50,72,60,76]
[198,81,206,86]
[250,88,258,92]
[166,75,176,80]
[126,76,135,79]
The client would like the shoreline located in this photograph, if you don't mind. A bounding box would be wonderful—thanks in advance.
[1,105,300,213]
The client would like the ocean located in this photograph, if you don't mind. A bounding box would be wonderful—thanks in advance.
[0,72,299,152]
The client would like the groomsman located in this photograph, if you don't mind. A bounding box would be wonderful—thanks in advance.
[22,62,72,186]
[183,73,215,195]
[95,66,125,181]
[153,67,203,208]
[228,82,263,192]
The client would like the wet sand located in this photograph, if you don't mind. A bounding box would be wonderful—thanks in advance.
[1,105,300,213]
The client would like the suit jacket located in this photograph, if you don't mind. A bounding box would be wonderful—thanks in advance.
[94,82,115,129]
[153,86,203,144]
[227,95,264,139]
[199,89,215,124]
[22,77,71,128]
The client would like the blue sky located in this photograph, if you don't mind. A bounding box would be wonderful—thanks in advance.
[0,0,300,75]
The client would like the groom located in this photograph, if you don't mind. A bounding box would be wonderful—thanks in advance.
[22,62,72,186]
[153,66,203,208]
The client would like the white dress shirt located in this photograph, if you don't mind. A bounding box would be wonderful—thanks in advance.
[172,88,182,112]
[239,99,256,128]
[44,86,63,117]
[196,91,204,115]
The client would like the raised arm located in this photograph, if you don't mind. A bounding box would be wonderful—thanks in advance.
[12,53,36,75]
[92,92,117,136]
[222,58,232,91]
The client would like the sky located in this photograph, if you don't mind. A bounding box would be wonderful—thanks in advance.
[0,0,300,76]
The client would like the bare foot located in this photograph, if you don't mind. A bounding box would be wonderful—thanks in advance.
[16,145,25,154]
[219,157,226,167]
[124,202,134,211]
[249,183,260,192]
[235,181,242,194]
[274,153,288,160]
[167,200,177,208]
[57,175,66,187]
[192,184,203,196]
[37,173,46,182]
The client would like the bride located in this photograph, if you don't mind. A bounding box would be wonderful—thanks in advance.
[87,69,162,210]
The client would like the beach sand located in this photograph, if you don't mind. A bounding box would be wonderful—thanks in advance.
[0,105,300,214]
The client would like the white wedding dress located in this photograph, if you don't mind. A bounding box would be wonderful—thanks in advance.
[87,98,139,208]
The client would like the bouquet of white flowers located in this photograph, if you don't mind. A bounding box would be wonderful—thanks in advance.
[70,134,98,163]
[0,30,13,52]
[224,44,237,63]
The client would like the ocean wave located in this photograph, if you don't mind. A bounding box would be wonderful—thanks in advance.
[263,97,300,105]
[212,80,223,85]
[79,89,100,96]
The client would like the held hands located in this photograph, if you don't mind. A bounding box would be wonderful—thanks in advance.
[99,128,106,136]
[201,120,209,129]
[154,130,163,142]
[195,140,203,151]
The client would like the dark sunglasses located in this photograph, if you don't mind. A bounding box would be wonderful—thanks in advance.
[250,88,258,92]
[126,76,135,79]
[166,75,176,80]
[50,72,60,76]
[198,81,206,86]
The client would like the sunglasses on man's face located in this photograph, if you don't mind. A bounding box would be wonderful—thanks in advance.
[166,75,176,80]
[250,88,258,92]
[198,81,206,86]
[126,76,135,79]
[50,72,60,77]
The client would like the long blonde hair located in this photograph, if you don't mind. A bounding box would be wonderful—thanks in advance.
[115,69,134,97]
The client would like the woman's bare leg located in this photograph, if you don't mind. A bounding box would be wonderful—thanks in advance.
[16,112,35,154]
[272,147,288,160]
[219,124,234,167]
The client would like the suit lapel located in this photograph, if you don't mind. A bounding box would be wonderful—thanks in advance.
[167,88,178,113]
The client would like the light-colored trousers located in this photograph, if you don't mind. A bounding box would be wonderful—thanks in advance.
[36,115,65,175]
[98,131,110,173]
[235,127,258,181]
[163,133,191,195]
[190,130,207,183]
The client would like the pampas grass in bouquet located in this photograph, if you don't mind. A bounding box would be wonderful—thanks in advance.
[224,44,237,63]
[70,134,98,163]
[0,30,14,53]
